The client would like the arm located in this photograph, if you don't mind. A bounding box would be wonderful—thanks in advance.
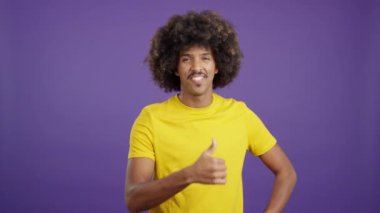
[259,144,297,213]
[125,158,191,213]
[125,139,226,212]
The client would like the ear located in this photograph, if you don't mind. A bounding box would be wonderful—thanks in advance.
[215,69,218,74]
[175,71,179,76]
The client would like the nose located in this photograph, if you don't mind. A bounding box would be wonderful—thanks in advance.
[191,58,202,72]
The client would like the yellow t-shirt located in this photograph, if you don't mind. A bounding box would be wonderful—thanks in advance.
[128,93,276,213]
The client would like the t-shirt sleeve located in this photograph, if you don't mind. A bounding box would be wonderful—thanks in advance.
[243,104,277,156]
[128,108,155,160]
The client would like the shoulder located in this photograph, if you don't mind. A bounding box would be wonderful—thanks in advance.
[214,93,250,112]
[138,96,176,118]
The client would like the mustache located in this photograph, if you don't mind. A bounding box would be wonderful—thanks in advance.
[187,71,208,79]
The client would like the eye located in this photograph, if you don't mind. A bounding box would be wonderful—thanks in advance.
[202,57,211,61]
[181,57,190,62]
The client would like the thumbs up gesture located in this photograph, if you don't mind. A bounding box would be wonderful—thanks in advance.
[188,138,227,184]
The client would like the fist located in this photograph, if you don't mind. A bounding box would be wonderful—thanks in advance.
[189,138,227,184]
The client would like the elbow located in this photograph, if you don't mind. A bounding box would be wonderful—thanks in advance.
[126,199,136,213]
[292,169,298,183]
[126,196,140,213]
[125,194,132,211]
[288,167,298,186]
[125,189,140,213]
[125,183,152,212]
[277,166,297,185]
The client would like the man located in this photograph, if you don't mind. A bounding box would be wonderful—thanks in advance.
[125,10,297,213]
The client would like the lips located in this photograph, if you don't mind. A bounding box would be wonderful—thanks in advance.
[188,72,207,79]
[188,73,207,84]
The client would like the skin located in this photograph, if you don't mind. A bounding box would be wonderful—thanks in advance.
[125,45,297,213]
[260,145,297,213]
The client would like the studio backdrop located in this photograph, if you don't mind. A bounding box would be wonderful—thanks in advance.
[1,0,379,212]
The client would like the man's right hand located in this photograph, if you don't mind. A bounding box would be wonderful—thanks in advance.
[125,138,227,212]
[187,138,227,184]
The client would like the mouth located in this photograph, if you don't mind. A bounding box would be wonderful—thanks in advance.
[188,73,207,85]
[188,72,207,80]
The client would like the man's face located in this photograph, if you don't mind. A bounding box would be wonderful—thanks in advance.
[176,45,218,97]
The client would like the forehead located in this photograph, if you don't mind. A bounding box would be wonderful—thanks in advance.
[179,45,212,55]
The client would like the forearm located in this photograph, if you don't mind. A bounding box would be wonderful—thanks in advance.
[126,166,193,212]
[264,169,297,213]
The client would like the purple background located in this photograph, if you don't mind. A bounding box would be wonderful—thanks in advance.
[1,0,379,212]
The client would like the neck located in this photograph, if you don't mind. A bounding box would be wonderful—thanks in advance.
[178,92,213,108]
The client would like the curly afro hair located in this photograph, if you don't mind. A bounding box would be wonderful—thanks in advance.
[147,10,243,92]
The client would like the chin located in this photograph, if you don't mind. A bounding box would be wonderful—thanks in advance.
[182,84,212,96]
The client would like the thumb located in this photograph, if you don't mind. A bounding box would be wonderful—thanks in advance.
[205,137,217,154]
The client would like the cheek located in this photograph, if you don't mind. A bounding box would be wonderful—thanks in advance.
[207,63,217,71]
[176,67,184,77]
[178,71,189,80]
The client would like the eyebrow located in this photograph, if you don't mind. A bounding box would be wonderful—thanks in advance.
[179,52,212,57]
